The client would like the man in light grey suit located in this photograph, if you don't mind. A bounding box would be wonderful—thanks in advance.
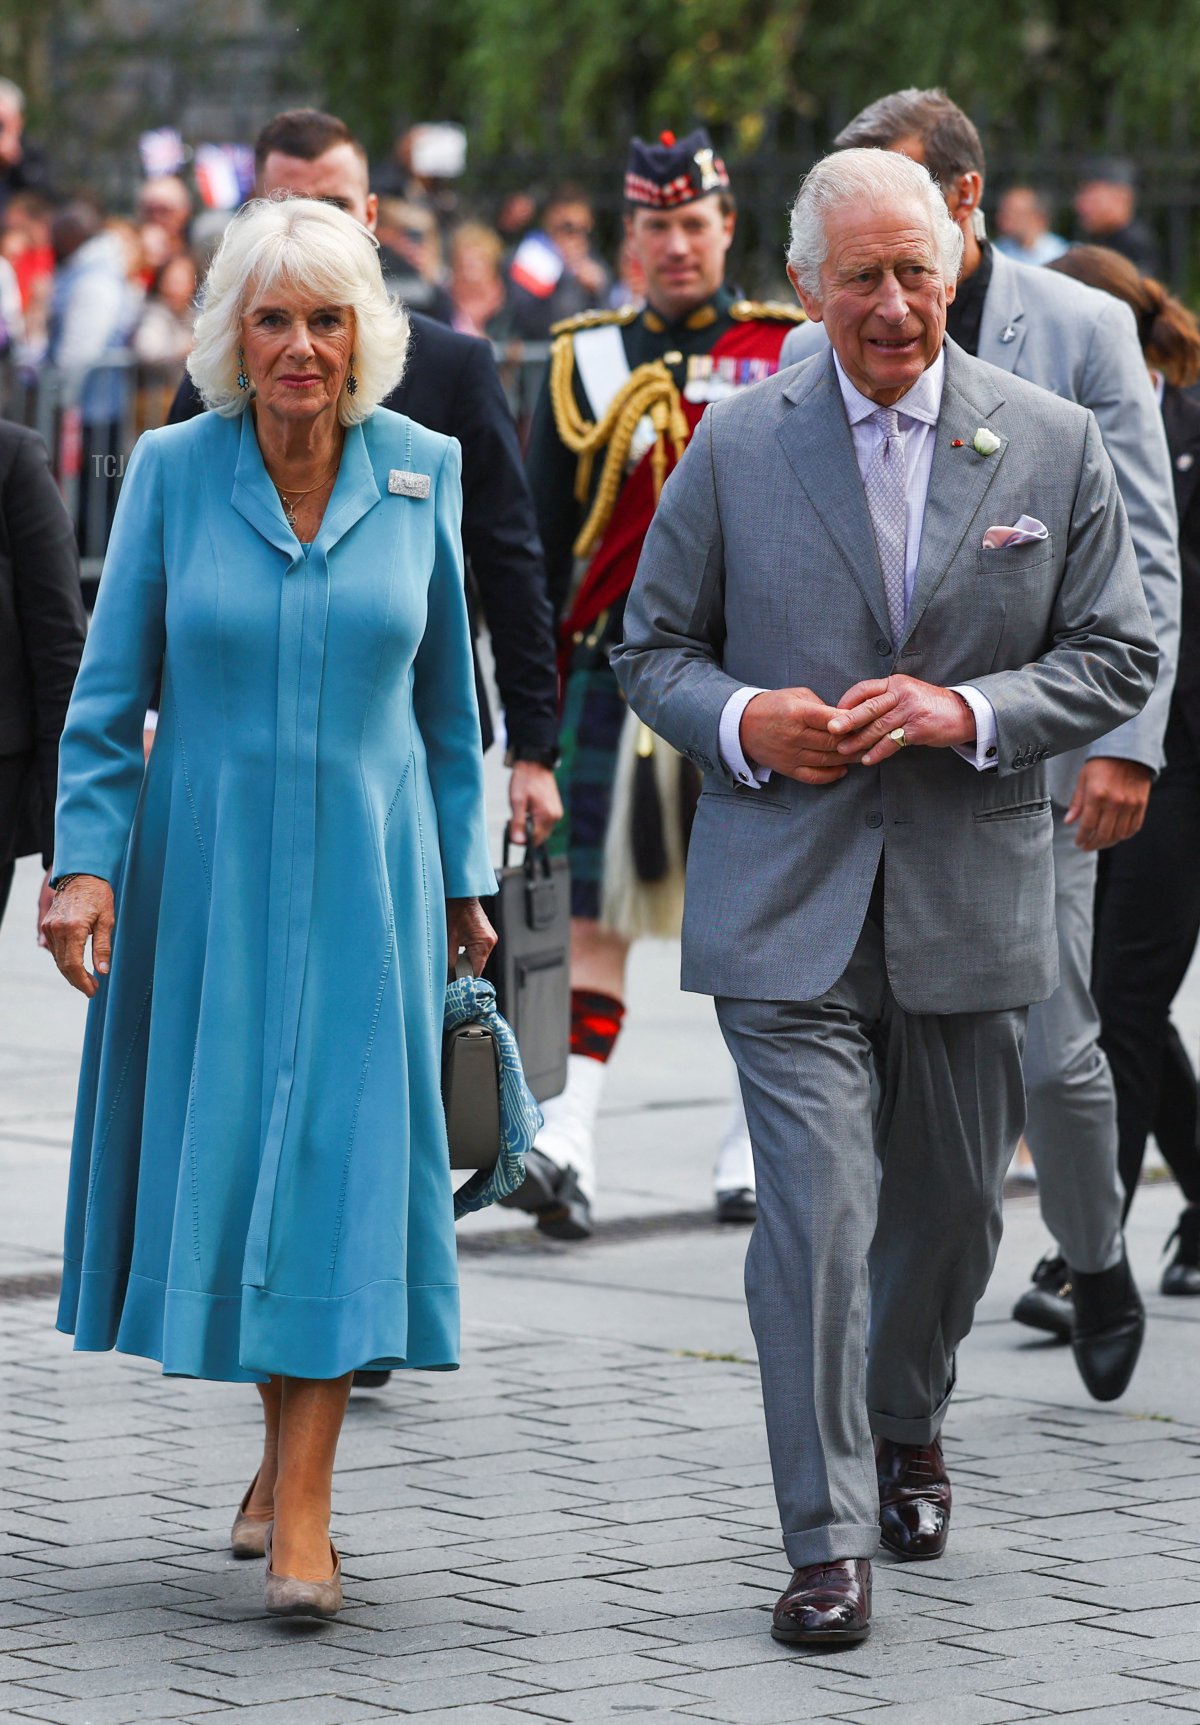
[780,89,1179,1401]
[613,148,1156,1645]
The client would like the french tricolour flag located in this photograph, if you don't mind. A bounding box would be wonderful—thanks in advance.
[509,233,564,299]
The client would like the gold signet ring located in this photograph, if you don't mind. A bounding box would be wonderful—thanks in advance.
[888,727,907,748]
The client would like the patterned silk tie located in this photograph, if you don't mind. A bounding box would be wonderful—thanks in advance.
[864,408,908,648]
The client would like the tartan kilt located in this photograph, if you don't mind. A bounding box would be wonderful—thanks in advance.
[550,646,627,920]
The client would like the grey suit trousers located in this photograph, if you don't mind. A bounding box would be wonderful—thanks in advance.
[1021,802,1125,1274]
[717,897,1026,1568]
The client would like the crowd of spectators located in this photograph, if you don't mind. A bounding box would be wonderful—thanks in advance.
[0,86,1178,564]
[0,78,1173,405]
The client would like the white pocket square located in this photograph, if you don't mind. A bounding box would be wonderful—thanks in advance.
[982,514,1048,550]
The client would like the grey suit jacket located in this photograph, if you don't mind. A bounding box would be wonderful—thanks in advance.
[781,251,1180,802]
[611,342,1157,1014]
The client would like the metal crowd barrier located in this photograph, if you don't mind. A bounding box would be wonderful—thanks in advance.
[0,354,183,600]
[0,340,552,598]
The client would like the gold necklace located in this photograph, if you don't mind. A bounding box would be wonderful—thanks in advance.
[273,462,339,529]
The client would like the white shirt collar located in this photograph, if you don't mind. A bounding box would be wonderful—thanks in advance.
[833,345,946,427]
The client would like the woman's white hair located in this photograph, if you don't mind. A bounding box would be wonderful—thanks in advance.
[188,197,409,424]
[786,148,964,298]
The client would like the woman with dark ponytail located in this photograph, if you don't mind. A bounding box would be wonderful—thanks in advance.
[1049,245,1200,1292]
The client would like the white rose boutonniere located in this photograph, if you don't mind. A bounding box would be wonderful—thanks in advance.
[972,427,1002,456]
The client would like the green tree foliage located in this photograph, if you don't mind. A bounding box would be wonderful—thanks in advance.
[275,0,1200,158]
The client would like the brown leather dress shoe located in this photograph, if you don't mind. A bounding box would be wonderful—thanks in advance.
[876,1436,951,1560]
[770,1558,871,1645]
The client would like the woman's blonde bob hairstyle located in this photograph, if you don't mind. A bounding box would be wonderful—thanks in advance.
[187,196,409,425]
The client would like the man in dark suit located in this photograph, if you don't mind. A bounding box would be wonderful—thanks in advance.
[167,109,561,844]
[0,420,85,929]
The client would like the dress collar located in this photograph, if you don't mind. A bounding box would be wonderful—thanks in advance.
[231,408,381,557]
[642,283,734,335]
[833,345,946,427]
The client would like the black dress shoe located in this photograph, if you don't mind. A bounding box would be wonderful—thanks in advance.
[771,1558,871,1645]
[1012,1252,1072,1340]
[352,1370,392,1388]
[1162,1207,1200,1296]
[533,1163,593,1240]
[499,1148,593,1240]
[876,1436,951,1560]
[715,1187,757,1224]
[1071,1249,1145,1401]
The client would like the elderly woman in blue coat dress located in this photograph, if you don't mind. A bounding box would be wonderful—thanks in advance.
[43,198,498,1619]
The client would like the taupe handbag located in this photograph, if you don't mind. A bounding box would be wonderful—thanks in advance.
[442,957,501,1171]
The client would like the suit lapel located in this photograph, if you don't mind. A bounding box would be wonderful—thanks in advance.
[903,342,1008,644]
[977,250,1027,374]
[777,350,891,637]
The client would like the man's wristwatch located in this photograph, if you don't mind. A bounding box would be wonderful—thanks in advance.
[505,746,559,770]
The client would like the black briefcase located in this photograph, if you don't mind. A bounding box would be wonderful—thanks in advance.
[482,816,569,1103]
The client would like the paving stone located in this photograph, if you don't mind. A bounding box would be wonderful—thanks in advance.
[630,1608,784,1645]
[496,1628,684,1666]
[390,1710,589,1725]
[10,1661,202,1701]
[656,1663,879,1717]
[5,1689,227,1723]
[841,1645,1162,1706]
[1065,1706,1200,1722]
[324,1645,528,1684]
[147,1666,371,1709]
[0,1654,61,1684]
[182,1700,391,1723]
[1088,1600,1200,1638]
[836,1701,1033,1725]
[944,1619,1155,1660]
[343,1671,551,1712]
[169,1646,380,1681]
[987,1671,1190,1713]
[917,1593,1112,1633]
[498,1682,731,1722]
[510,1651,702,1690]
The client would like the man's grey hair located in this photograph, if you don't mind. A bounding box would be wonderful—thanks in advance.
[787,148,964,297]
[0,79,25,115]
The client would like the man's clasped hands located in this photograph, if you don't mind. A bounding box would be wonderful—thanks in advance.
[741,674,976,783]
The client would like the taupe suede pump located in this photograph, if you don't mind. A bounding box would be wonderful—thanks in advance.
[263,1524,343,1619]
[230,1473,271,1559]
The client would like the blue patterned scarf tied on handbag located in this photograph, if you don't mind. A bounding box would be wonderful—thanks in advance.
[444,974,541,1217]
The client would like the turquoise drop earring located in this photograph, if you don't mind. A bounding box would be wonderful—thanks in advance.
[237,347,250,391]
[346,355,358,397]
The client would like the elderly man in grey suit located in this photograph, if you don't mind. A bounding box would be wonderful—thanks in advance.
[613,147,1156,1646]
[781,90,1180,1402]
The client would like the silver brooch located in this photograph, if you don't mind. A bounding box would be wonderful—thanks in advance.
[388,469,431,499]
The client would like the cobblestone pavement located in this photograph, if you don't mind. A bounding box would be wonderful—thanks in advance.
[6,1286,1200,1725]
[7,849,1200,1723]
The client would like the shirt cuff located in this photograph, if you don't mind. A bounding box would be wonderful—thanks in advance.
[950,685,999,771]
[719,686,772,786]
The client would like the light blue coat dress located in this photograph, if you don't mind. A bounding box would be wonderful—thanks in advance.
[52,405,497,1383]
